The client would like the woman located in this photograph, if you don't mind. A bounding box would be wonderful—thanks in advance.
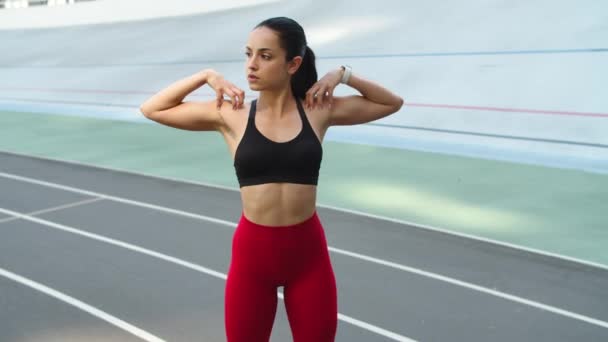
[140,16,403,342]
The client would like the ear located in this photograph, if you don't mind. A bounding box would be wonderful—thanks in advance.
[287,56,303,75]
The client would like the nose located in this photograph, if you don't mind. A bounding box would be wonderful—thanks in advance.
[246,55,258,71]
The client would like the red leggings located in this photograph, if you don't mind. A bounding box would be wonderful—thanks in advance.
[224,211,338,341]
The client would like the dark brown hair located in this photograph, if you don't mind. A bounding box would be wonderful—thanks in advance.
[254,17,318,100]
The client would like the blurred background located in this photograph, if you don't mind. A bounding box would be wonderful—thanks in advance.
[1,0,607,266]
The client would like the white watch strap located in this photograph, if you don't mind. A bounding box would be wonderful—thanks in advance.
[340,65,352,84]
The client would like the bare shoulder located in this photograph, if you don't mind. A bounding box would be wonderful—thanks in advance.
[299,100,332,142]
[215,99,251,140]
[218,99,250,122]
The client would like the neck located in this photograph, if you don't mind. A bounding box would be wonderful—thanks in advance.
[256,86,298,119]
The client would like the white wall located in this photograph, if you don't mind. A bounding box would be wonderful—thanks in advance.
[0,0,279,28]
[1,0,607,172]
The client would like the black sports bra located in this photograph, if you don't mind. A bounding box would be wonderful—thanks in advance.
[233,96,323,188]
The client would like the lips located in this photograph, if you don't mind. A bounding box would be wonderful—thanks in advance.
[248,74,259,80]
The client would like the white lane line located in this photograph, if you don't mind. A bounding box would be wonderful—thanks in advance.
[0,171,234,227]
[0,266,165,342]
[2,149,606,273]
[0,207,417,342]
[0,171,607,330]
[329,247,608,329]
[0,197,104,224]
[317,203,608,272]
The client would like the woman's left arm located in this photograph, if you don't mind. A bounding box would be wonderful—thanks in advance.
[305,67,404,127]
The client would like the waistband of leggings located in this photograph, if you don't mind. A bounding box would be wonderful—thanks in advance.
[239,210,319,230]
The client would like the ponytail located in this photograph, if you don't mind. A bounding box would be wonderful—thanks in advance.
[291,46,318,100]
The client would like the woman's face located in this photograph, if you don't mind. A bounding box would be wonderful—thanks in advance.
[244,26,301,91]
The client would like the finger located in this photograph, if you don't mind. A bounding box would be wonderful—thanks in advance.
[319,87,329,107]
[313,86,325,108]
[224,89,237,110]
[305,88,314,109]
[235,88,245,108]
[232,93,240,109]
[328,89,334,108]
[309,88,318,109]
[311,86,322,108]
[232,89,240,108]
[216,89,224,109]
[320,89,330,109]
[324,89,332,108]
[306,89,315,109]
[306,88,316,109]
[227,84,240,108]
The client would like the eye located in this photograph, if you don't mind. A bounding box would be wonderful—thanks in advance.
[245,52,251,57]
[262,55,271,60]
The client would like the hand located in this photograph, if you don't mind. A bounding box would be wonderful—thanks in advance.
[205,69,245,110]
[305,68,343,110]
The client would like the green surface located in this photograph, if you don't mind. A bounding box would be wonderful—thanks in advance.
[1,111,607,266]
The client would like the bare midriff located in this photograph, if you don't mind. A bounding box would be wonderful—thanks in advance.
[240,183,317,227]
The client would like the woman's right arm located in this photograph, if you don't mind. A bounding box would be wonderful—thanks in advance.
[139,69,245,131]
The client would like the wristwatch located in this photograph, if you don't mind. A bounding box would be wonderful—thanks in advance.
[340,65,352,84]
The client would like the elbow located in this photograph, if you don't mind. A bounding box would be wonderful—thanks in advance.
[139,104,154,119]
[397,96,404,110]
[390,97,404,113]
